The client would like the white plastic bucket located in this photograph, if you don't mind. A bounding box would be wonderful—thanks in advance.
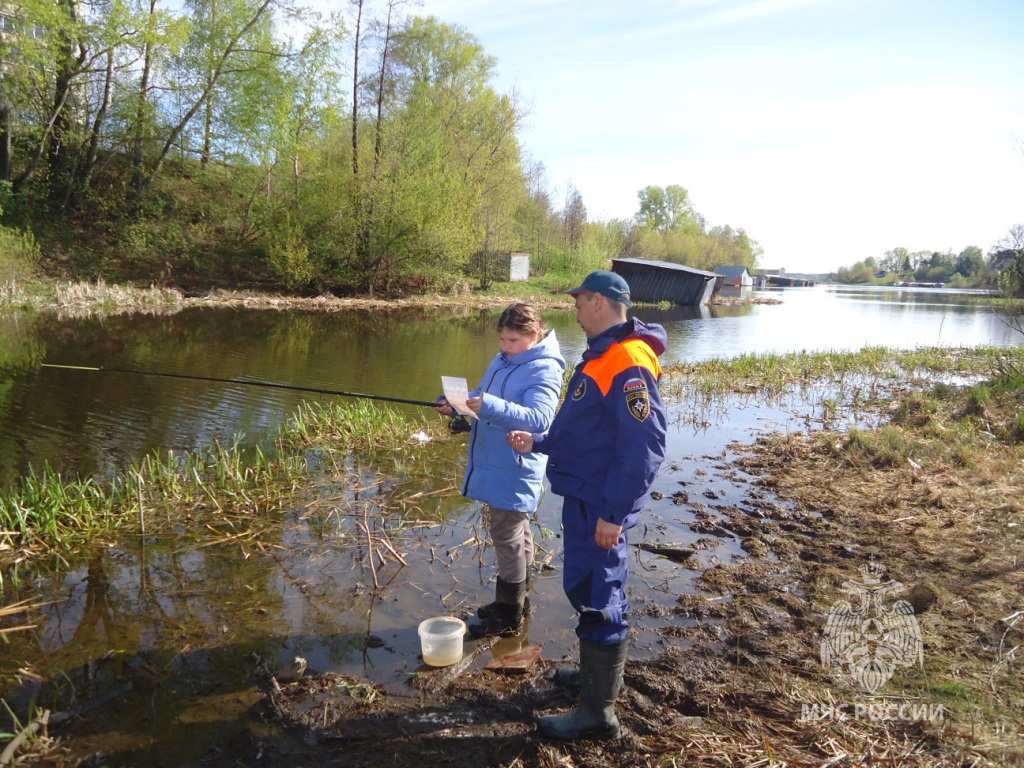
[418,616,467,667]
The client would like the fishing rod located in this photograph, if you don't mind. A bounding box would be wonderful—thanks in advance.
[40,364,442,409]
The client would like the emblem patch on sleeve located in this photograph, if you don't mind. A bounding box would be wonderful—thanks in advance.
[571,379,587,401]
[623,377,650,422]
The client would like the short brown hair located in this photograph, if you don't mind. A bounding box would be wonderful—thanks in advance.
[497,302,544,337]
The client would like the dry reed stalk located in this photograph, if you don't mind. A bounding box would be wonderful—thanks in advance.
[0,709,49,766]
[359,505,379,590]
[0,598,44,637]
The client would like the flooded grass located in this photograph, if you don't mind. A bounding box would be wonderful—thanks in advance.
[665,345,1024,396]
[0,401,448,583]
[711,372,1024,766]
[282,400,414,452]
[662,345,1024,432]
[4,346,1020,578]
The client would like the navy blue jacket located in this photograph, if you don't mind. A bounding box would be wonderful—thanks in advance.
[534,318,667,528]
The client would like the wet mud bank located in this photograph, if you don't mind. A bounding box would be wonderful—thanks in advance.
[238,390,1023,767]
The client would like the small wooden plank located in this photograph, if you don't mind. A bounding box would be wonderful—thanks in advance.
[484,644,542,673]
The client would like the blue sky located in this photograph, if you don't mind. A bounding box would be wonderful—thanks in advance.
[409,0,1024,273]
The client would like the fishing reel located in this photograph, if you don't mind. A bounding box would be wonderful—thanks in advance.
[448,415,472,434]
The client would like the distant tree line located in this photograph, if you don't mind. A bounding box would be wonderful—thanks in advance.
[834,225,1024,296]
[0,0,758,294]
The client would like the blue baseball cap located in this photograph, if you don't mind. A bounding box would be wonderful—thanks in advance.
[565,270,632,307]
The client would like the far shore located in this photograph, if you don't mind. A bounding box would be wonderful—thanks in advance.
[2,279,781,315]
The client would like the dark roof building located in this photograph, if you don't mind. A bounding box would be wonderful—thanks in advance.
[611,258,722,306]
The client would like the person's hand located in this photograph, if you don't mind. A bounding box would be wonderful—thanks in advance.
[595,518,622,550]
[465,395,482,415]
[434,398,454,416]
[507,430,534,454]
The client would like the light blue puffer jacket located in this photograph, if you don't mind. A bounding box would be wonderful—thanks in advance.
[461,330,565,512]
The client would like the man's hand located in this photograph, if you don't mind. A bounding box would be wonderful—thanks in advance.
[507,430,534,454]
[595,517,622,550]
[465,395,483,415]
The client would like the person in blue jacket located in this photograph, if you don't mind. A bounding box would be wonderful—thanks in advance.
[436,302,565,637]
[508,270,667,742]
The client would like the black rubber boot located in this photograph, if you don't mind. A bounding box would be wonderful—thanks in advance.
[468,577,526,638]
[475,572,531,620]
[537,638,628,742]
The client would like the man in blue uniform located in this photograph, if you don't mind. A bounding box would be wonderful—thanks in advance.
[508,270,667,742]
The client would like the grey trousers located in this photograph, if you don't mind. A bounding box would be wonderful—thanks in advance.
[488,506,534,584]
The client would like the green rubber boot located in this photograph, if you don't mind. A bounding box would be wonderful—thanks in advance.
[551,666,581,695]
[537,638,628,742]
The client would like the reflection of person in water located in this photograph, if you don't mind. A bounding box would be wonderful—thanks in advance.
[508,271,667,742]
[435,302,564,637]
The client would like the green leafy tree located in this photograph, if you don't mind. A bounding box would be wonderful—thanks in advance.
[836,262,876,284]
[880,247,910,274]
[562,183,586,251]
[0,0,83,194]
[339,14,525,293]
[955,246,984,278]
[914,251,954,282]
[127,0,281,206]
[636,184,700,234]
[251,21,348,287]
[989,224,1024,297]
[707,224,760,268]
[516,158,558,269]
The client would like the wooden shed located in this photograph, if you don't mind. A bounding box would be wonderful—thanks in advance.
[714,265,753,287]
[473,251,531,284]
[611,258,722,306]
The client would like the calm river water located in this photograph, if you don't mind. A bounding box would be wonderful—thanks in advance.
[0,284,1016,486]
[0,284,1019,765]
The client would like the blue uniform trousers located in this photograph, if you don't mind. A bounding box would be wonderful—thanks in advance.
[561,496,631,645]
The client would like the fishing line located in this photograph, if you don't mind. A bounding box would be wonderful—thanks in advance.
[40,364,440,408]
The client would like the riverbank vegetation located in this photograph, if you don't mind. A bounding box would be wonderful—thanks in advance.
[1,1,759,300]
[833,229,1024,297]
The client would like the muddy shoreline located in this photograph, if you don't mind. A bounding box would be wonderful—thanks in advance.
[91,412,996,768]
[237,414,1021,768]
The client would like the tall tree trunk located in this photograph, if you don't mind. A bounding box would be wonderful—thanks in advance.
[202,97,214,166]
[350,0,363,180]
[46,0,86,209]
[130,0,159,197]
[201,0,219,167]
[349,0,371,292]
[77,50,115,204]
[372,0,397,176]
[0,104,11,183]
[12,88,72,196]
